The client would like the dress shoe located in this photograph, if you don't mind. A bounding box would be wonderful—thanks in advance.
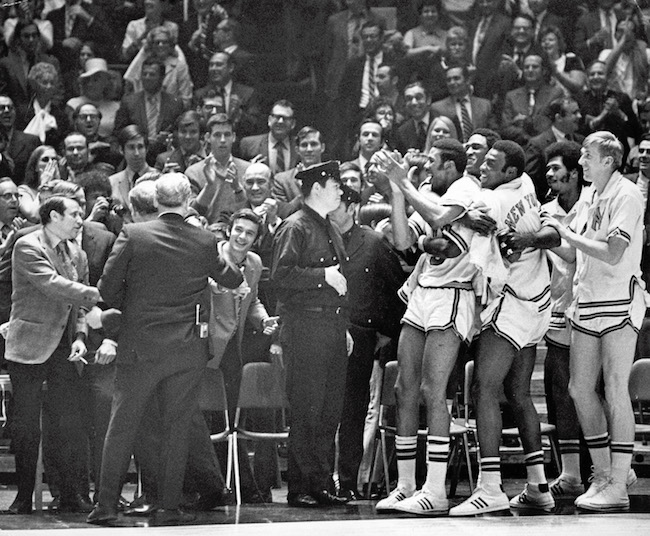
[337,488,359,502]
[183,489,234,510]
[7,498,32,515]
[312,489,350,506]
[47,496,60,512]
[58,495,95,513]
[151,509,196,525]
[287,493,319,507]
[86,504,118,525]
[243,489,273,504]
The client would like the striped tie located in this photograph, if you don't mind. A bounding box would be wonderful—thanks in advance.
[459,98,473,143]
[146,95,159,139]
[275,142,286,172]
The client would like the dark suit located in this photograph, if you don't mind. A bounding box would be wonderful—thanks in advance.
[238,133,298,173]
[574,10,612,66]
[6,228,99,507]
[470,12,512,99]
[96,213,242,511]
[525,128,584,201]
[272,167,303,219]
[502,83,564,136]
[430,95,493,140]
[113,91,184,140]
[395,116,429,155]
[337,224,405,492]
[193,82,261,138]
[7,130,41,186]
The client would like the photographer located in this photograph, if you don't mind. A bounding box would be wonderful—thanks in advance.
[577,60,642,166]
[77,170,125,236]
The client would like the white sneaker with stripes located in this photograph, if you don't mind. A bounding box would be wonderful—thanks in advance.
[549,475,583,498]
[509,483,555,511]
[375,486,414,512]
[393,489,449,516]
[448,485,509,516]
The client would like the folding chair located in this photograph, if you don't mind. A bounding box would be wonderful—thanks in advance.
[629,358,650,445]
[463,360,561,473]
[198,368,234,489]
[231,362,289,505]
[373,361,474,498]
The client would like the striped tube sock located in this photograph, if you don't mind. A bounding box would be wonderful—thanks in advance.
[524,450,546,484]
[395,435,418,492]
[422,435,450,496]
[610,442,634,484]
[479,456,502,488]
[584,432,611,474]
[558,439,581,480]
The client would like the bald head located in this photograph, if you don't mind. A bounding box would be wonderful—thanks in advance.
[242,163,273,207]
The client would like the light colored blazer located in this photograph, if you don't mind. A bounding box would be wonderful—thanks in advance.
[208,243,268,368]
[5,229,97,364]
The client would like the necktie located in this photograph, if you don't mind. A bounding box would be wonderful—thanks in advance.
[65,9,75,38]
[459,98,473,143]
[528,89,536,116]
[275,141,286,172]
[417,120,427,150]
[56,242,79,282]
[366,56,377,106]
[146,95,159,139]
[473,17,488,63]
[132,172,140,186]
[220,87,228,115]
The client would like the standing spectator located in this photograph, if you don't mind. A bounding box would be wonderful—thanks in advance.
[121,0,179,63]
[395,81,433,155]
[71,103,122,171]
[5,194,100,515]
[403,1,447,56]
[155,111,207,172]
[574,0,619,66]
[539,25,587,97]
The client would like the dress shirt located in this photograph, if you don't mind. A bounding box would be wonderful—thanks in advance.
[360,51,383,109]
[268,134,291,174]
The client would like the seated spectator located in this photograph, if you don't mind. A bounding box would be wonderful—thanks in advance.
[193,51,261,138]
[78,170,124,235]
[365,98,400,151]
[123,25,194,110]
[501,52,564,136]
[121,0,179,63]
[540,25,587,97]
[24,62,68,148]
[66,58,120,139]
[210,18,255,87]
[395,81,433,155]
[62,40,96,100]
[424,115,458,152]
[599,17,650,100]
[0,20,60,129]
[403,0,447,56]
[59,131,113,182]
[1,94,41,184]
[368,64,406,125]
[0,125,14,179]
[18,145,60,222]
[72,103,122,170]
[155,110,207,172]
[2,0,54,51]
[341,161,366,194]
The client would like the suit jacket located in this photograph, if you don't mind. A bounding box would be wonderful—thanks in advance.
[574,10,610,66]
[470,12,512,99]
[525,128,585,201]
[272,167,303,219]
[98,213,242,366]
[237,133,299,172]
[5,228,98,364]
[323,9,386,100]
[502,83,564,136]
[193,82,260,138]
[430,95,493,138]
[47,2,117,62]
[208,242,267,368]
[395,116,430,155]
[113,91,184,138]
[7,130,41,185]
[82,221,116,286]
[185,156,250,223]
[0,51,60,128]
[109,165,155,225]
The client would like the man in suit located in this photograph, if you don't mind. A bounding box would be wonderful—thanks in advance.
[273,126,326,219]
[5,194,100,515]
[72,104,122,171]
[113,58,184,164]
[528,0,566,44]
[525,97,584,201]
[501,53,564,136]
[87,173,242,525]
[46,0,117,63]
[395,82,431,155]
[0,95,40,185]
[186,113,249,224]
[430,65,493,143]
[574,0,618,66]
[193,51,261,138]
[155,111,207,173]
[469,0,512,100]
[238,100,298,174]
[109,125,156,226]
[212,18,255,87]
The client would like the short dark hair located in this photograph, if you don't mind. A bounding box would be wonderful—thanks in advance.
[270,99,295,115]
[117,124,147,148]
[340,161,362,175]
[295,126,323,145]
[492,140,526,176]
[24,145,56,190]
[72,102,102,123]
[64,131,88,148]
[432,138,467,174]
[359,118,383,137]
[545,140,585,185]
[546,97,578,121]
[175,110,203,134]
[39,195,76,225]
[404,81,429,98]
[361,19,385,34]
[206,113,233,133]
[142,57,166,77]
[228,207,262,238]
[470,128,502,149]
[77,170,112,197]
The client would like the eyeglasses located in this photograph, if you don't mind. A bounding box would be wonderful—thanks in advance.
[78,114,99,120]
[0,193,19,201]
[0,104,15,111]
[269,114,294,122]
[153,40,170,46]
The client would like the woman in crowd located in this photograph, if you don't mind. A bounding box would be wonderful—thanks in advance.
[121,0,179,62]
[18,145,59,222]
[540,25,587,97]
[403,0,448,56]
[365,98,401,151]
[424,115,458,152]
[24,62,68,148]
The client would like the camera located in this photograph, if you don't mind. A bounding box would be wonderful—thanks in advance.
[106,198,128,217]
